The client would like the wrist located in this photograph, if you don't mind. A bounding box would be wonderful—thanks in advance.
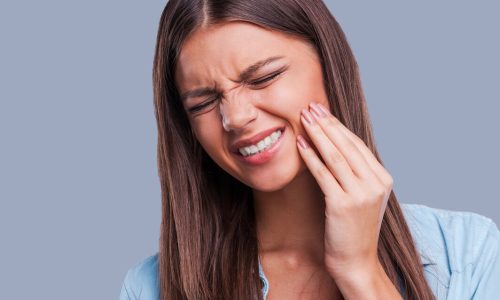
[330,261,379,294]
[330,260,402,300]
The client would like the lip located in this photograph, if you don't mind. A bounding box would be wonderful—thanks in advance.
[229,126,285,154]
[232,127,286,166]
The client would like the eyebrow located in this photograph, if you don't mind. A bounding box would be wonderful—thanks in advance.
[179,55,285,102]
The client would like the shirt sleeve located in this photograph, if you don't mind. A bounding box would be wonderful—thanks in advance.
[470,219,500,299]
[119,268,137,300]
[118,254,159,300]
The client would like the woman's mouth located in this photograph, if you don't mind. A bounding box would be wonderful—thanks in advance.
[232,127,286,166]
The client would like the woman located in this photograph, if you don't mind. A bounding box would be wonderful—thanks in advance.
[120,0,500,299]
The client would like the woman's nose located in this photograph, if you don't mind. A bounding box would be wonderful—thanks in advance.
[219,95,258,132]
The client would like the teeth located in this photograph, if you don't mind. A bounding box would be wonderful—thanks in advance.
[238,129,282,157]
[264,136,272,146]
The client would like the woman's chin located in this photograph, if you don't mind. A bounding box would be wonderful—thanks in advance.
[249,180,289,193]
[245,162,301,192]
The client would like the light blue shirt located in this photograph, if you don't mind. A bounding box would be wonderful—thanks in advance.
[119,203,500,299]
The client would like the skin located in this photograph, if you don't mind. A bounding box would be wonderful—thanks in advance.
[175,21,402,300]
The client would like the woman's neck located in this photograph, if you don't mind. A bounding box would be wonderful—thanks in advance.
[253,170,326,268]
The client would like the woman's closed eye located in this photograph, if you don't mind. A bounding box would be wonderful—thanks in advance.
[187,70,285,114]
[188,95,220,113]
[248,70,283,86]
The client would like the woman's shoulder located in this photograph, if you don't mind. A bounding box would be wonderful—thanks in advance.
[400,202,499,269]
[400,203,500,299]
[119,253,159,300]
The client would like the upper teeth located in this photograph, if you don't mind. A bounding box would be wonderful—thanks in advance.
[238,130,282,157]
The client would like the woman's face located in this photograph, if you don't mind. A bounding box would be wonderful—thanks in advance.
[175,21,330,192]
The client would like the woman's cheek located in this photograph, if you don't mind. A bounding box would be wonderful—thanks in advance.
[190,115,223,154]
[253,80,306,116]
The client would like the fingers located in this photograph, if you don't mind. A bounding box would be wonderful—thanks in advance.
[296,135,345,199]
[312,102,393,188]
[300,108,359,193]
[308,102,375,181]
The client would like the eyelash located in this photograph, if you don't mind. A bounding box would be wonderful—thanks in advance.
[249,72,282,85]
[188,71,283,113]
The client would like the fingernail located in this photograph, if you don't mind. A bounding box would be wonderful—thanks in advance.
[301,109,314,124]
[317,102,330,116]
[297,135,310,149]
[310,102,327,118]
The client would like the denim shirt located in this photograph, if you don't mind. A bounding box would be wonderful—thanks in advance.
[119,203,500,299]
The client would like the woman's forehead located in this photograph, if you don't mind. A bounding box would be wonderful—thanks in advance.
[175,22,305,90]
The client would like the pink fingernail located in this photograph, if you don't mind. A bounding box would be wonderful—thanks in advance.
[297,135,310,149]
[310,102,327,118]
[317,102,330,116]
[301,109,314,124]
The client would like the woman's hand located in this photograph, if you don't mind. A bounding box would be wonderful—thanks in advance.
[296,102,400,299]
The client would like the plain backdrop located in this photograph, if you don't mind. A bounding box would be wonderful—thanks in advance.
[0,1,498,299]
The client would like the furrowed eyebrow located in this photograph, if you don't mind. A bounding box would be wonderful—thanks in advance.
[180,55,285,102]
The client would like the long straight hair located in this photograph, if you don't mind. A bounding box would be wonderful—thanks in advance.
[152,0,436,299]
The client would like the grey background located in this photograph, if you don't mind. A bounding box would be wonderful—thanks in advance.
[0,1,498,299]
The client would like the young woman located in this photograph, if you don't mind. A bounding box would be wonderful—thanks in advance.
[120,0,500,299]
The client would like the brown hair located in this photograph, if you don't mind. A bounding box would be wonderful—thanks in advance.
[152,0,435,299]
